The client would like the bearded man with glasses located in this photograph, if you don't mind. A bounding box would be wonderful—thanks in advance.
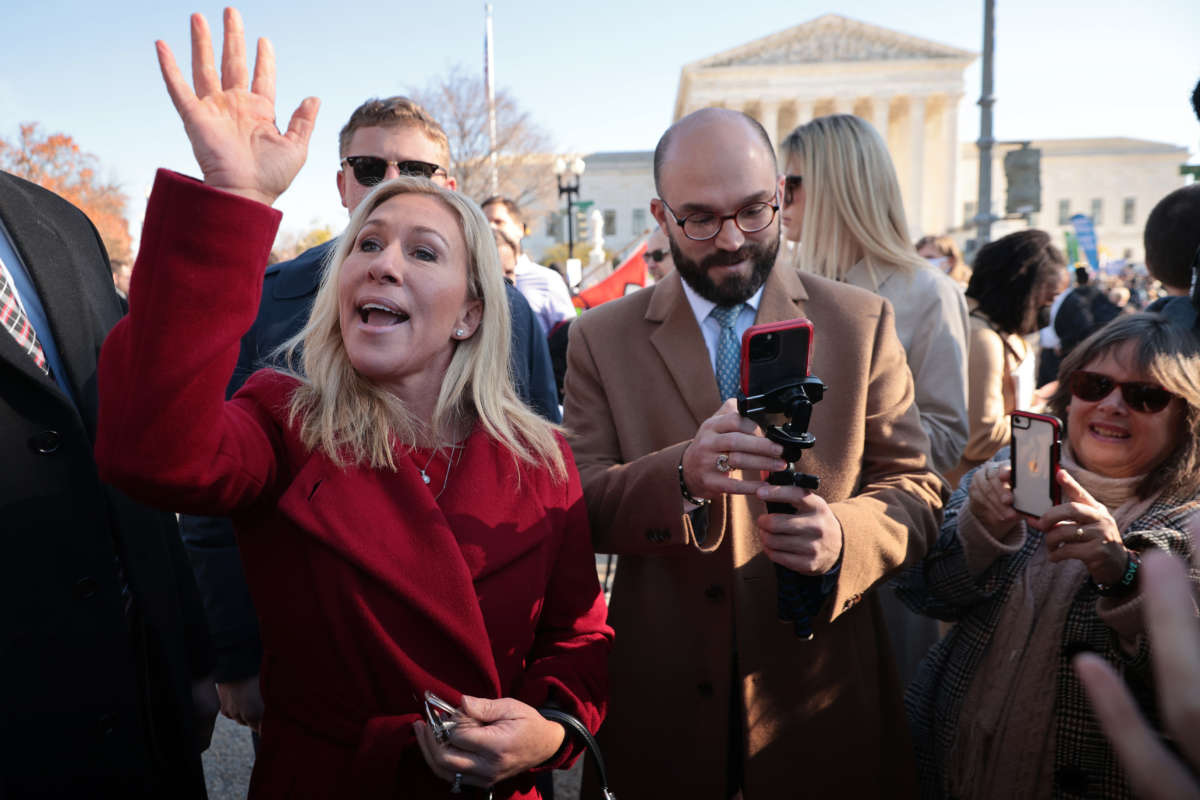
[563,108,946,798]
[178,96,560,753]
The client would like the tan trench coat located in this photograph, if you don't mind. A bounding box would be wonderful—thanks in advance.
[563,265,946,799]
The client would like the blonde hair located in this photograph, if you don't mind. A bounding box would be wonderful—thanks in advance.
[279,176,566,480]
[781,114,928,281]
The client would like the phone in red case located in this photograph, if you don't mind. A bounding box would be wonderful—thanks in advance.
[1010,410,1062,517]
[740,319,813,398]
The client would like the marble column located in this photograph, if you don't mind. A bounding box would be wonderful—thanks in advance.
[943,95,961,232]
[832,95,853,115]
[908,94,927,235]
[759,100,780,150]
[793,100,815,127]
[871,95,892,147]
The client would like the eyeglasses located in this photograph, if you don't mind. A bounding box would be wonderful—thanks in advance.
[658,195,779,241]
[1068,370,1177,414]
[422,690,457,744]
[341,156,447,186]
[645,248,671,264]
[783,175,803,205]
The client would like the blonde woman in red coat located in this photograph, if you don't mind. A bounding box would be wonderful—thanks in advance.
[95,10,611,798]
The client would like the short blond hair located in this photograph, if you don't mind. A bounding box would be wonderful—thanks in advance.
[280,177,565,480]
[781,114,927,280]
[338,96,451,167]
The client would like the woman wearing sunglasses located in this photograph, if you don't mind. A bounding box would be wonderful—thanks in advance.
[94,10,611,799]
[898,312,1200,799]
[779,115,970,479]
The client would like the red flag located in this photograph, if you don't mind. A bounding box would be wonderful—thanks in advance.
[573,241,649,310]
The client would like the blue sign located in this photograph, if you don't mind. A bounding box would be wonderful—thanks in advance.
[1069,214,1100,272]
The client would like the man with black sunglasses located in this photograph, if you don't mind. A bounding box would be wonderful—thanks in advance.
[178,96,560,752]
[643,227,674,281]
[564,108,945,798]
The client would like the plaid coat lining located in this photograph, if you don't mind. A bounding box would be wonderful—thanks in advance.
[896,452,1200,799]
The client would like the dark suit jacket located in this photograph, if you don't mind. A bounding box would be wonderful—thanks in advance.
[0,170,210,798]
[181,238,561,682]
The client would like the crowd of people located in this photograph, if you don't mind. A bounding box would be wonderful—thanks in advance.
[3,8,1200,800]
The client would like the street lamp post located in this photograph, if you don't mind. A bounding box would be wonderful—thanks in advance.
[554,156,586,259]
[975,0,997,248]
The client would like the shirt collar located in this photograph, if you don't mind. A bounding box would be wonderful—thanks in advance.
[680,275,764,326]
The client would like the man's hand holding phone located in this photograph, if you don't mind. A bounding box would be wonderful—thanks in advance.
[754,484,843,574]
[680,398,788,505]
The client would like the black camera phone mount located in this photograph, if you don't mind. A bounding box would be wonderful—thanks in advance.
[737,374,828,639]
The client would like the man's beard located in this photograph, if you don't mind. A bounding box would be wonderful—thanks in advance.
[668,229,778,306]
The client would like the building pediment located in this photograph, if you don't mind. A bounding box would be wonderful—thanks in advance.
[689,14,975,69]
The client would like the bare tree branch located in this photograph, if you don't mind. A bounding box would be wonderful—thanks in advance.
[411,65,556,216]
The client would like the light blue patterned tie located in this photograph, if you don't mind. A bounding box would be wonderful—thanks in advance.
[710,303,745,400]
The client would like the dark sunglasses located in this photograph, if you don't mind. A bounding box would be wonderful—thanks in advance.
[1068,370,1176,414]
[341,156,446,186]
[645,248,671,264]
[783,175,803,205]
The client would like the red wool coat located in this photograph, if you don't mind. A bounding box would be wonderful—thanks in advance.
[95,171,612,798]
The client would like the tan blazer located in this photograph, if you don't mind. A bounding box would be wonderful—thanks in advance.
[564,264,947,799]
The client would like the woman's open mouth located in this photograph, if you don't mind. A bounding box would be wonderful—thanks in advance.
[357,302,409,326]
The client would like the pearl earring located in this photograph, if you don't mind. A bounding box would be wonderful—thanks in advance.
[455,328,465,337]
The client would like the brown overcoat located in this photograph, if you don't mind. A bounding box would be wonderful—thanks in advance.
[564,264,947,798]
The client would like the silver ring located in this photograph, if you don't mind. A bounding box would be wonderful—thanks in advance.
[1076,526,1086,540]
[716,453,732,473]
[451,772,463,794]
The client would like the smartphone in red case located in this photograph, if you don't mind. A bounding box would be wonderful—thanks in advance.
[1010,410,1062,517]
[740,319,813,398]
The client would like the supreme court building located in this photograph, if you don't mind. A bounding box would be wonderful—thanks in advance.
[523,14,1190,273]
[675,13,974,238]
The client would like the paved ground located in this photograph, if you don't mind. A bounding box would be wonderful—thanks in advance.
[202,717,583,799]
[201,555,615,799]
[202,715,253,799]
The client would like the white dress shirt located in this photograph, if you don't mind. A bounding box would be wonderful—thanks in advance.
[514,255,576,335]
[679,276,765,376]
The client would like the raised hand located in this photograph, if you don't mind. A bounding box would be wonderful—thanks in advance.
[156,7,319,205]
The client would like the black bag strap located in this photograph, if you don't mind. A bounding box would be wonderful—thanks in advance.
[539,708,616,800]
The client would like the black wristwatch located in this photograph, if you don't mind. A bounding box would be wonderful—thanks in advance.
[1093,549,1141,597]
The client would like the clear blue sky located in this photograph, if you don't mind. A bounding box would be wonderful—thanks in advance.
[3,0,1197,239]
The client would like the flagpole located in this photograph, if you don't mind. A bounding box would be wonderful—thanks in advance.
[484,3,499,196]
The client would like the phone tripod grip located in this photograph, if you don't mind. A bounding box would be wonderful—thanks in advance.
[765,469,823,638]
